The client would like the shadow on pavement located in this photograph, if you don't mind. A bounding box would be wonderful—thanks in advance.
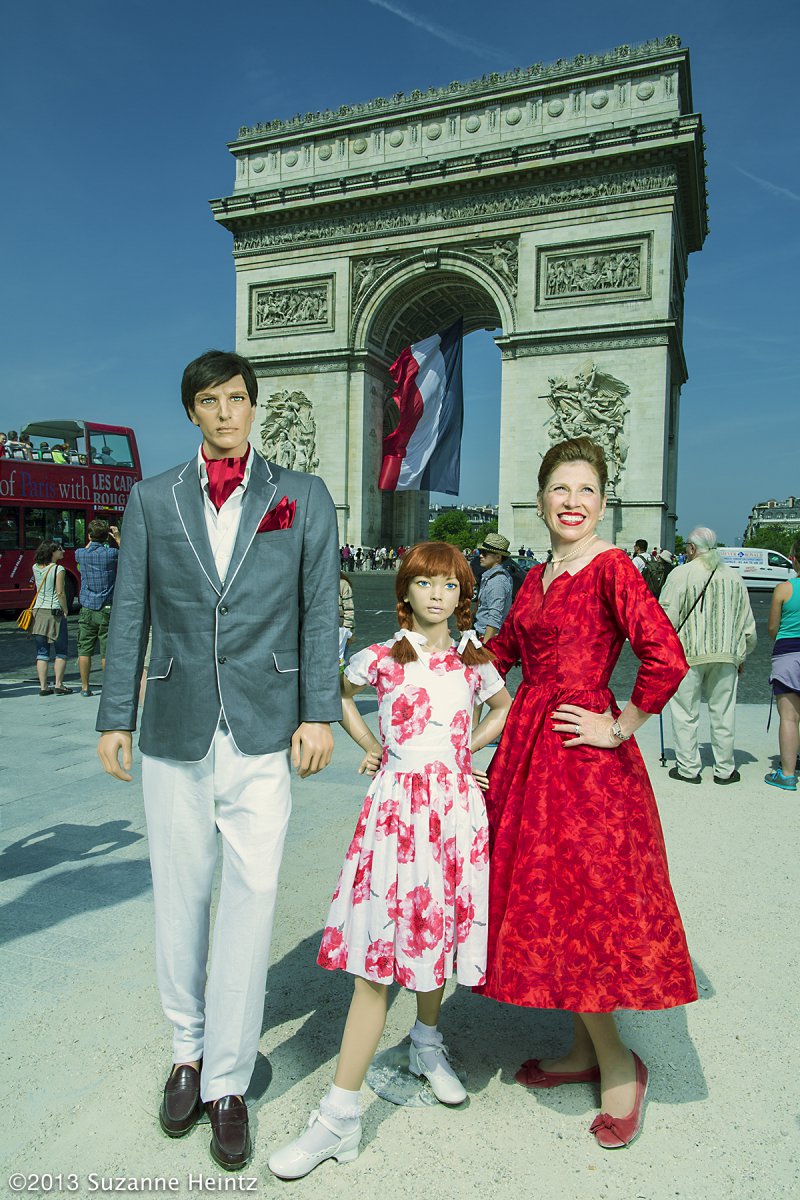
[0,820,143,880]
[0,858,151,945]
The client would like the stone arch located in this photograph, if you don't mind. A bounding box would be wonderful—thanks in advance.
[351,252,515,360]
[214,38,707,550]
[351,257,511,546]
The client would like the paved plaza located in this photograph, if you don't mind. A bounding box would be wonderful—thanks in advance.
[0,575,797,1199]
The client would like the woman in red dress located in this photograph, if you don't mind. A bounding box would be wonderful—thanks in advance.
[480,436,697,1149]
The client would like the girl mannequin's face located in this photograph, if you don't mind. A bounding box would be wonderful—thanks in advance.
[404,573,461,641]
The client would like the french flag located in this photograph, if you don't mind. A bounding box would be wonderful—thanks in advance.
[379,318,464,495]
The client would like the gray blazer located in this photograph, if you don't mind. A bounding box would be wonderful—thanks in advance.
[96,451,342,760]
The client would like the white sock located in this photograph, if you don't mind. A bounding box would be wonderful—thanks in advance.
[410,1018,443,1048]
[319,1084,361,1131]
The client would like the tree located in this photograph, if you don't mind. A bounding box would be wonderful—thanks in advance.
[674,534,685,555]
[745,524,799,557]
[429,510,472,549]
[473,519,498,546]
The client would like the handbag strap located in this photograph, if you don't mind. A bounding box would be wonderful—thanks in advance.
[675,566,718,633]
[26,563,56,613]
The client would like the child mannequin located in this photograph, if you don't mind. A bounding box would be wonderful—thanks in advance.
[268,543,511,1180]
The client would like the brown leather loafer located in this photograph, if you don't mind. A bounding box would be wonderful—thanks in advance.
[159,1062,202,1137]
[207,1095,252,1170]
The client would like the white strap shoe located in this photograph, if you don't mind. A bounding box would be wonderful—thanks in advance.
[409,1042,467,1105]
[268,1109,361,1180]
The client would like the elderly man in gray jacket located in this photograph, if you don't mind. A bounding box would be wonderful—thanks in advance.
[97,350,341,1170]
[660,526,756,785]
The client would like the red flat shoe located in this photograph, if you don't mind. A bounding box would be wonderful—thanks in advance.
[515,1058,601,1088]
[589,1052,649,1149]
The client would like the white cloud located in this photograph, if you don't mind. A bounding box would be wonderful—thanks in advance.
[365,0,505,58]
[736,166,800,203]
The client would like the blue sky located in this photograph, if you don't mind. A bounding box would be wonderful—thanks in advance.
[1,0,797,544]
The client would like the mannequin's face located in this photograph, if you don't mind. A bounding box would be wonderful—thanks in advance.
[405,574,461,627]
[190,374,255,459]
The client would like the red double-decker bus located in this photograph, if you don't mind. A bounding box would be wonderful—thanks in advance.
[0,421,142,611]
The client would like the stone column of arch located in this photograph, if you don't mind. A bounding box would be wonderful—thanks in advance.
[211,36,707,551]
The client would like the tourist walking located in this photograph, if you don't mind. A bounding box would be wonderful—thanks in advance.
[339,572,355,665]
[30,541,73,696]
[473,532,513,642]
[75,519,120,697]
[268,541,511,1180]
[631,539,648,571]
[478,436,696,1150]
[765,537,800,791]
[660,526,756,785]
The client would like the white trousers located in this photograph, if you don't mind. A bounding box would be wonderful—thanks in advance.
[669,661,739,778]
[142,723,291,1102]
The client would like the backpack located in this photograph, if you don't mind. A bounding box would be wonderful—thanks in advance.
[504,558,527,600]
[641,557,673,599]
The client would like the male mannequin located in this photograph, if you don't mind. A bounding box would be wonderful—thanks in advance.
[97,350,341,1169]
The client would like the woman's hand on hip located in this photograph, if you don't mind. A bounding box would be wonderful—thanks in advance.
[551,703,618,749]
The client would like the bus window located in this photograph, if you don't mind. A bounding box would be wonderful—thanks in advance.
[88,432,134,468]
[24,508,87,549]
[0,506,20,550]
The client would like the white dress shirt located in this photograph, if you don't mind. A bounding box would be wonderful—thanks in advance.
[197,445,254,582]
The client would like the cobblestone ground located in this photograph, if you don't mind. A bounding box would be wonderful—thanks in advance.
[0,573,775,702]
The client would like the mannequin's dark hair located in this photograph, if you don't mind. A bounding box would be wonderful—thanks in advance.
[390,542,494,665]
[181,350,258,419]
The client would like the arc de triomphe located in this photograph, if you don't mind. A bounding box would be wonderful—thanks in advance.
[211,36,707,549]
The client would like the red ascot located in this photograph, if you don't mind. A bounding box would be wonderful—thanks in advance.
[202,445,251,511]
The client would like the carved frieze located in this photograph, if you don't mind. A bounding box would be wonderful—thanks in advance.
[455,239,519,296]
[351,255,403,308]
[235,168,676,257]
[249,277,334,336]
[260,390,319,473]
[349,239,518,321]
[499,333,670,358]
[537,235,651,309]
[543,362,631,494]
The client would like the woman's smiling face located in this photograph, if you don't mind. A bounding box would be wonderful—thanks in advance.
[540,459,606,544]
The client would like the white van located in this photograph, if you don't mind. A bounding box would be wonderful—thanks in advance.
[718,548,796,590]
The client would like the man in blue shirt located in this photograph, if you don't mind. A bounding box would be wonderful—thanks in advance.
[75,519,120,697]
[474,531,513,642]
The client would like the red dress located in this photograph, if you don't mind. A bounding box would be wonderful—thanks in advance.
[480,549,698,1013]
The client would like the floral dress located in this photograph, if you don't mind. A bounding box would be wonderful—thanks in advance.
[318,634,504,991]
